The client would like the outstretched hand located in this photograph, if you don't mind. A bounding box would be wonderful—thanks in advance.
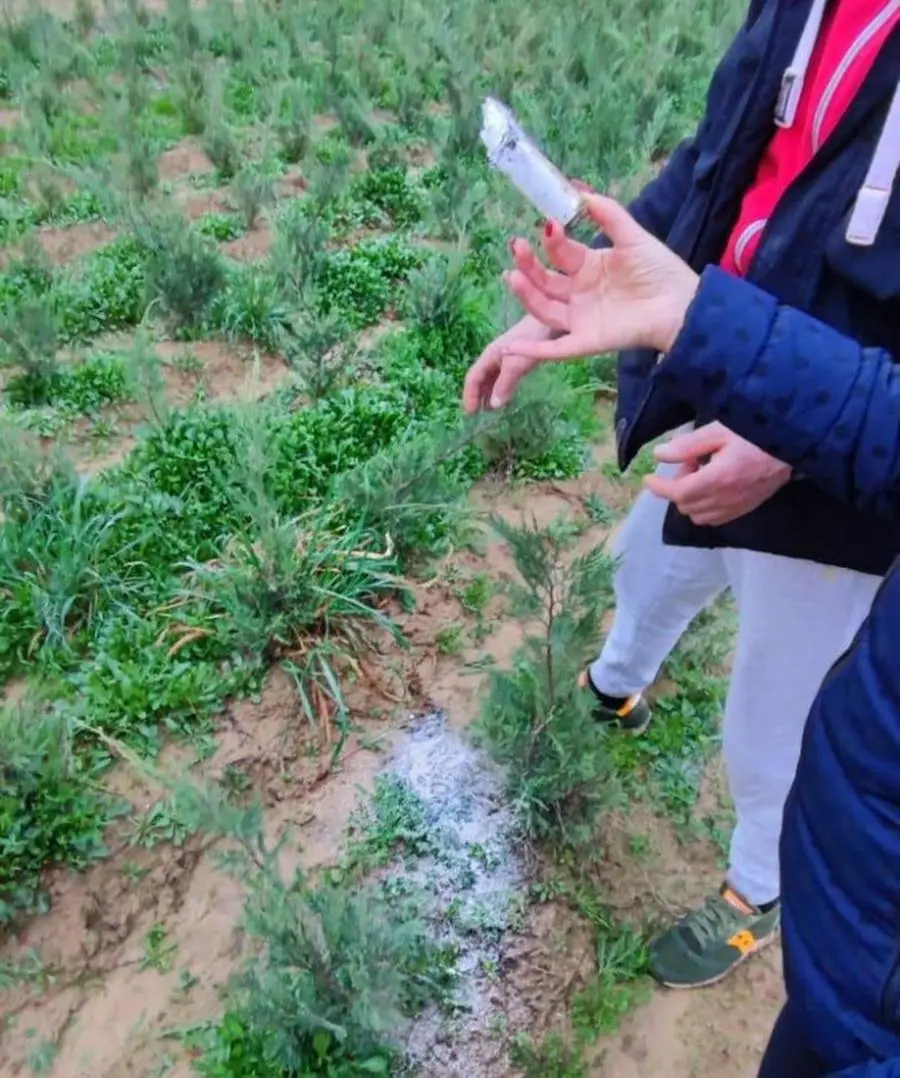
[647,422,792,526]
[462,195,699,412]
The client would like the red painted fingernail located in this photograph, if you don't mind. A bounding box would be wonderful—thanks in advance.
[544,221,554,238]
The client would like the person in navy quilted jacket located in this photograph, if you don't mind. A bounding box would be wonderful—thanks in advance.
[467,0,899,991]
[463,178,900,1074]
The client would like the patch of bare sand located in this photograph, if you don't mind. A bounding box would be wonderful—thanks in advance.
[37,221,115,266]
[0,108,21,131]
[155,339,291,406]
[74,433,136,477]
[220,223,272,263]
[158,140,215,184]
[176,187,231,220]
[591,951,783,1078]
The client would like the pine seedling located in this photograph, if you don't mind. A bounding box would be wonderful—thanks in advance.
[126,321,168,427]
[0,418,74,522]
[203,120,241,181]
[269,200,330,301]
[167,0,208,134]
[474,516,621,850]
[403,248,473,339]
[73,0,96,39]
[273,81,312,164]
[132,206,226,333]
[0,296,61,408]
[230,167,275,231]
[168,780,453,1075]
[281,309,358,401]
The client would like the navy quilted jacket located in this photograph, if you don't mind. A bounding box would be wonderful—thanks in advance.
[616,0,900,575]
[658,266,900,1075]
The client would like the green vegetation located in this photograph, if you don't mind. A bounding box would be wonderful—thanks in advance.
[475,517,620,851]
[0,0,743,1074]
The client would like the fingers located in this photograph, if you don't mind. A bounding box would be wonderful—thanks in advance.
[644,454,741,525]
[501,334,595,362]
[542,219,589,276]
[505,268,570,332]
[581,195,647,247]
[654,422,728,465]
[570,179,596,195]
[643,464,716,511]
[643,473,680,501]
[490,354,537,409]
[510,237,573,299]
[462,347,501,415]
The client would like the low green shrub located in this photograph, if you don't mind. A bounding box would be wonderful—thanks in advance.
[0,704,108,924]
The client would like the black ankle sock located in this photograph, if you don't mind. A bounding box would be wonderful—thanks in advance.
[758,897,780,913]
[585,671,631,711]
[595,690,631,710]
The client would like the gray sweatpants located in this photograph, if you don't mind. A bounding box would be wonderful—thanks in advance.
[590,470,880,906]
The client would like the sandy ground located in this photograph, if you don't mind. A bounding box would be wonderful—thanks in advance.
[0,468,783,1078]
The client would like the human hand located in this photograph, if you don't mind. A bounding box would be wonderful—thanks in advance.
[645,422,792,526]
[474,195,699,409]
[462,311,551,415]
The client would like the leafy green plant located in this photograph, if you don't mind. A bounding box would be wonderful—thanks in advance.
[571,920,650,1038]
[0,702,108,923]
[197,213,246,242]
[52,352,130,415]
[474,516,621,849]
[54,236,147,343]
[351,165,425,229]
[141,922,178,972]
[345,775,438,870]
[315,236,423,329]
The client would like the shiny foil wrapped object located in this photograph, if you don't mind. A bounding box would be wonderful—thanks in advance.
[480,96,585,228]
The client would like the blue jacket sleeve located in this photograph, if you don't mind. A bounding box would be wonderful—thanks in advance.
[655,266,900,526]
[830,1062,900,1077]
[594,0,769,247]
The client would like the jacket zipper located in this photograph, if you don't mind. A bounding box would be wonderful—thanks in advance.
[811,0,900,152]
[733,218,768,275]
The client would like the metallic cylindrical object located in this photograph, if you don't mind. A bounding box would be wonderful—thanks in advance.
[480,96,587,232]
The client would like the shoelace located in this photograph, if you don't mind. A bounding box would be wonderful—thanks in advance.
[681,894,743,949]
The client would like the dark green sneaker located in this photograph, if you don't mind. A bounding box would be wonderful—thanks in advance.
[579,670,652,734]
[649,884,781,989]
